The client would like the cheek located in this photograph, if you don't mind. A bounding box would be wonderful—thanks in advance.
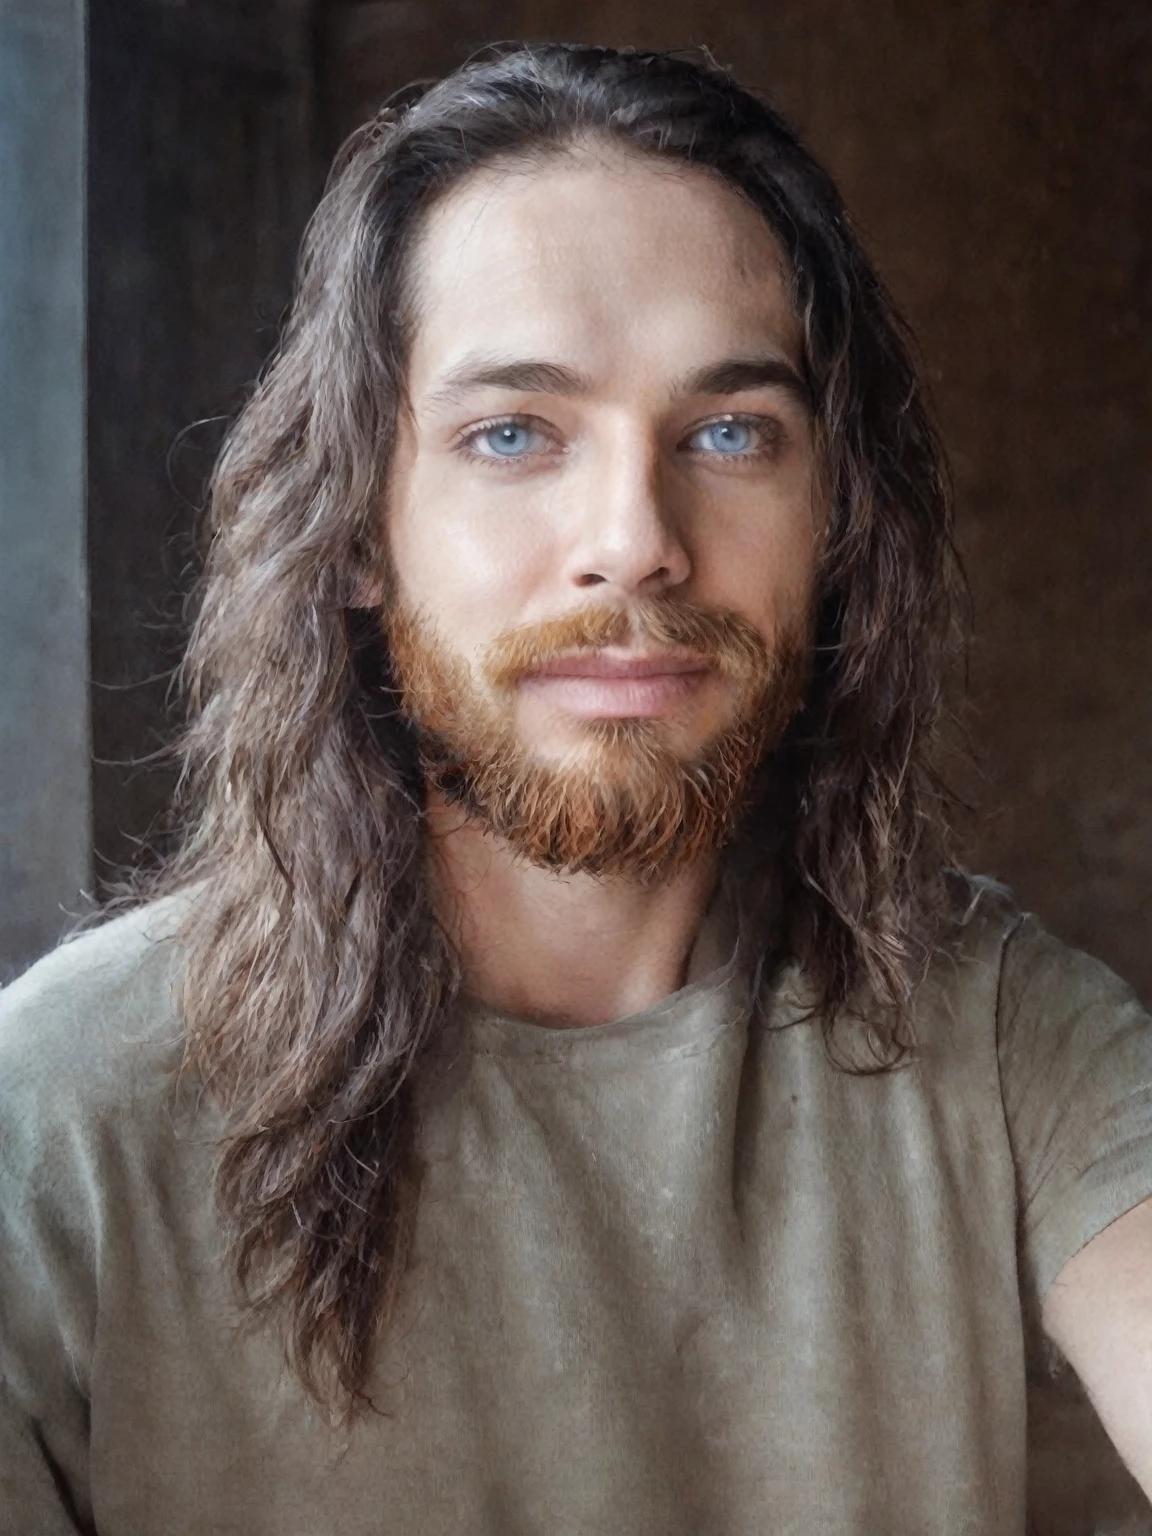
[387,457,558,647]
[694,483,822,642]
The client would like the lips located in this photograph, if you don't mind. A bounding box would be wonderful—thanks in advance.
[518,650,714,720]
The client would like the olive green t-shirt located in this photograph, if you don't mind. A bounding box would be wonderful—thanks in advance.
[2,877,1151,1534]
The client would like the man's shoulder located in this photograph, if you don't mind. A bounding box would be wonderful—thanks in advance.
[940,868,1025,953]
[916,869,1027,1011]
[927,869,1147,1050]
[914,870,1056,1038]
[0,896,189,1131]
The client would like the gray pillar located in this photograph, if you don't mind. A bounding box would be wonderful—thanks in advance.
[0,1,90,979]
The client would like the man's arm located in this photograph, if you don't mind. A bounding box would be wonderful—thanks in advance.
[1043,1194,1152,1496]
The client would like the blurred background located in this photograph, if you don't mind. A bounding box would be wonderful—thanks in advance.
[2,0,1150,989]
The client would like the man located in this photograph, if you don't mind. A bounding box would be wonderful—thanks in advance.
[1,41,1150,1535]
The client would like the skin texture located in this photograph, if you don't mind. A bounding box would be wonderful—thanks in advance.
[385,143,822,1026]
[1043,1195,1152,1494]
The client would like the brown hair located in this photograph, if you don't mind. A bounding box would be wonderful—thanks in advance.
[130,43,963,1413]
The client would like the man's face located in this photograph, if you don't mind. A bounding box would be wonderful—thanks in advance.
[384,143,824,876]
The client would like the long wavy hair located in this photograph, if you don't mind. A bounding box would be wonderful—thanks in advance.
[134,42,963,1414]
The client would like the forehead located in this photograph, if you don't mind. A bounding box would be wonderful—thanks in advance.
[403,144,802,392]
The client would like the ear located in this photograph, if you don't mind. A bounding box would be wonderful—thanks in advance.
[347,573,385,608]
[345,535,389,608]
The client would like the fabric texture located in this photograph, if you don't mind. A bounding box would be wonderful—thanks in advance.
[1,878,1150,1534]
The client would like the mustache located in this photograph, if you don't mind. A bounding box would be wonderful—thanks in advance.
[481,596,775,690]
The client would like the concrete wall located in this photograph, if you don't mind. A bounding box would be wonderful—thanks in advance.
[0,1,89,979]
[319,0,1152,1001]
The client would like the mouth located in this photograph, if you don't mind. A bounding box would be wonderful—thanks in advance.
[519,649,714,719]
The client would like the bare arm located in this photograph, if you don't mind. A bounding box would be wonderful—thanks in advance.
[1043,1194,1152,1495]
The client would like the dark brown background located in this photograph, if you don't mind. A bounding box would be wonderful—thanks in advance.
[88,0,1152,993]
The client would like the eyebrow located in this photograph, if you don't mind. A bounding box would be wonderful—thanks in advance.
[422,358,588,412]
[421,350,812,413]
[680,355,812,409]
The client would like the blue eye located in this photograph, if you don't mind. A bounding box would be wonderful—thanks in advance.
[472,421,548,458]
[688,419,759,455]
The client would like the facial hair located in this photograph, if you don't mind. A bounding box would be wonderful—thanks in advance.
[385,594,809,884]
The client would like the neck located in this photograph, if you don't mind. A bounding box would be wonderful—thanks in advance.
[424,789,723,1028]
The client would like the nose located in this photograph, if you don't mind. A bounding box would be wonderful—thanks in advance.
[561,432,692,597]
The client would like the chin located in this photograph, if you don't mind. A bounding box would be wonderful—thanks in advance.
[520,718,714,785]
[518,696,730,763]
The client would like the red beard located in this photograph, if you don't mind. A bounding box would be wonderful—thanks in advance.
[386,594,809,883]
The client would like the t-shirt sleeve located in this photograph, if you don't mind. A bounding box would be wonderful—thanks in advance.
[0,965,101,1534]
[0,904,188,1534]
[997,913,1152,1307]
